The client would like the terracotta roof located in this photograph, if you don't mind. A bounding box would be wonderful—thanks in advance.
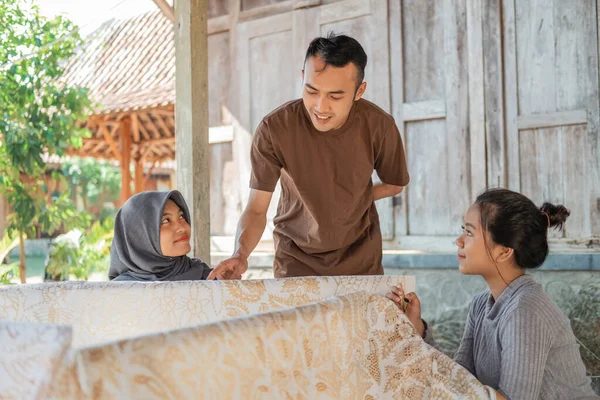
[62,11,175,115]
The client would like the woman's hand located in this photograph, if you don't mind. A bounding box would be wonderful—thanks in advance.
[385,285,426,338]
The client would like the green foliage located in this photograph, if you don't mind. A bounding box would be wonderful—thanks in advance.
[45,218,114,281]
[0,0,93,276]
[62,157,121,207]
[0,0,92,175]
[569,282,600,383]
[0,232,20,284]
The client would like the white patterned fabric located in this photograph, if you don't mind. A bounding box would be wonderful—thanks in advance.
[0,275,414,347]
[42,292,494,399]
[0,321,72,400]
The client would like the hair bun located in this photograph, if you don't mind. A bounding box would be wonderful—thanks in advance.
[539,202,570,231]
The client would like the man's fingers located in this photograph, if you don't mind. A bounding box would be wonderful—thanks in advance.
[206,270,218,280]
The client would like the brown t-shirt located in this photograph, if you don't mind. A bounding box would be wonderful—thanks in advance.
[250,99,409,278]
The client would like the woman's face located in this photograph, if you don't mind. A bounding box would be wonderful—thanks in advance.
[159,199,191,257]
[456,204,498,276]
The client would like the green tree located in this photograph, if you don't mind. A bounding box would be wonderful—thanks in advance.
[62,158,121,212]
[0,0,93,282]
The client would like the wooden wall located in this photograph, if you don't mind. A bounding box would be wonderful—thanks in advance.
[204,0,600,248]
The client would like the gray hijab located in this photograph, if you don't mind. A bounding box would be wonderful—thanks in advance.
[108,190,212,281]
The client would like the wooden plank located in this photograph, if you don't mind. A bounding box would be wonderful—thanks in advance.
[554,0,599,236]
[249,30,294,130]
[240,0,313,22]
[120,119,132,204]
[519,127,564,239]
[502,0,520,191]
[152,0,175,22]
[389,0,408,237]
[562,124,591,237]
[468,0,487,198]
[208,15,230,34]
[443,0,470,231]
[402,0,448,234]
[247,28,294,235]
[208,32,230,126]
[406,120,450,235]
[517,110,588,130]
[516,0,556,115]
[131,113,140,143]
[371,0,393,239]
[175,0,211,260]
[402,100,446,121]
[98,120,122,162]
[245,11,292,38]
[234,22,251,129]
[292,2,320,95]
[483,0,505,188]
[319,0,370,25]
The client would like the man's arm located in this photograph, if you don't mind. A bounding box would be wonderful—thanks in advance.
[373,183,404,201]
[211,189,273,277]
[233,189,273,261]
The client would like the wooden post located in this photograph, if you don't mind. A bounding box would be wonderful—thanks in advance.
[175,0,210,260]
[120,118,132,204]
[134,159,145,194]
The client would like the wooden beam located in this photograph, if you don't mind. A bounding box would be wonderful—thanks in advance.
[237,0,320,23]
[152,0,174,22]
[83,136,175,146]
[517,110,588,130]
[175,0,210,260]
[144,160,159,186]
[208,15,230,34]
[151,112,173,137]
[138,113,162,139]
[402,100,446,121]
[140,143,155,163]
[120,119,132,204]
[137,119,151,140]
[98,120,122,162]
[131,113,141,143]
[134,159,144,194]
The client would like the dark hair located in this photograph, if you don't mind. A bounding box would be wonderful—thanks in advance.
[475,188,570,269]
[304,32,367,86]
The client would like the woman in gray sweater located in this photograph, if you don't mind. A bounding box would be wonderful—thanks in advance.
[387,188,597,400]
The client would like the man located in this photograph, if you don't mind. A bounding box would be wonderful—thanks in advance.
[218,33,409,278]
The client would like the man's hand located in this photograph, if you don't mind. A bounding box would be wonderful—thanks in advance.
[373,183,404,201]
[206,260,244,280]
[385,285,425,337]
[209,256,248,280]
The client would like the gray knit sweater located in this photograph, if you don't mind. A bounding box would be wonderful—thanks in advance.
[424,274,597,399]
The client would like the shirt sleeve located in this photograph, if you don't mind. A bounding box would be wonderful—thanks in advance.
[497,307,553,400]
[249,120,282,192]
[453,299,478,376]
[374,119,410,187]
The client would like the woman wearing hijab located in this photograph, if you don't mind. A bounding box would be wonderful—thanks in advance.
[109,190,239,281]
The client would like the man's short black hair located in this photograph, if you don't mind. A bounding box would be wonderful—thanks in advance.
[304,32,367,86]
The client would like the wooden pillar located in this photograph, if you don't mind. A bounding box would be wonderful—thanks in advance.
[120,118,132,204]
[134,159,145,194]
[175,0,210,260]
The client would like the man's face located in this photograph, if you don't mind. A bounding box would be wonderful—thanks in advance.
[302,56,366,132]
